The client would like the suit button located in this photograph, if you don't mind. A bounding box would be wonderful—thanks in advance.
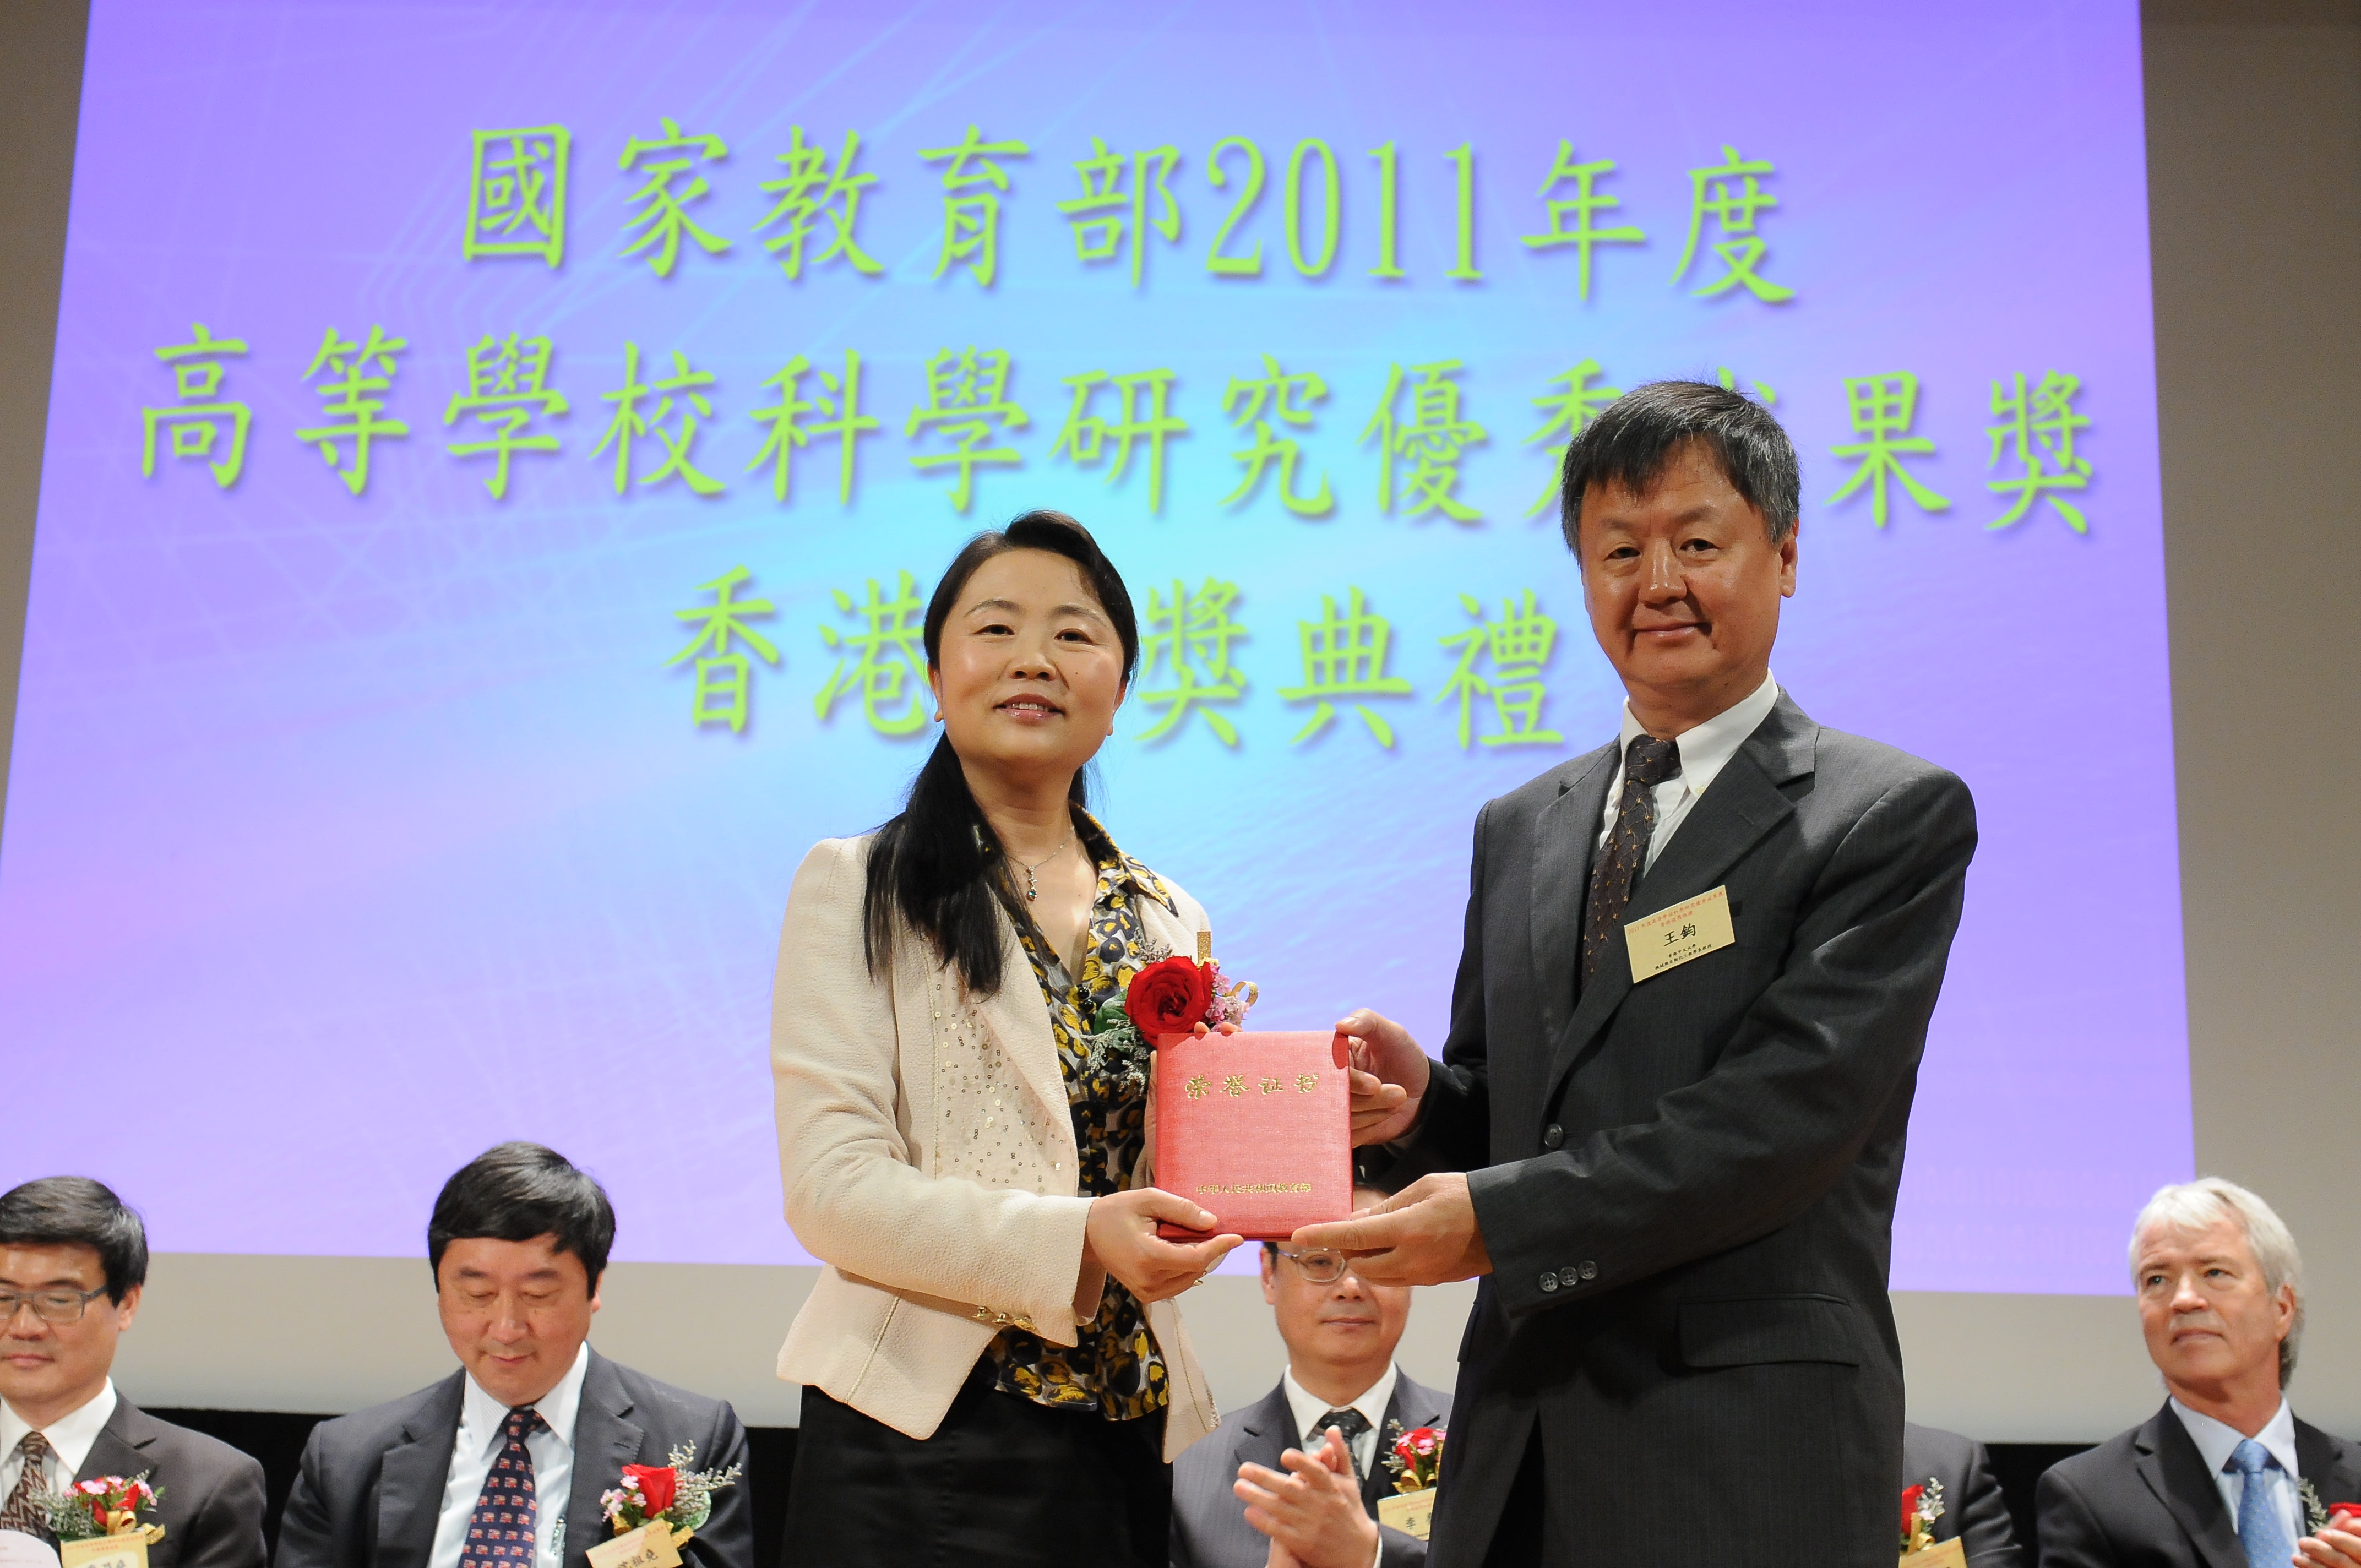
[1580,1261,1597,1281]
[1542,1124,1564,1151]
[1558,1267,1581,1289]
[1538,1272,1559,1294]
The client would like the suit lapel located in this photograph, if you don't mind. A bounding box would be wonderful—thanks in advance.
[1626,699,1811,913]
[1541,698,1812,1108]
[2297,1418,2361,1511]
[1527,743,1617,1050]
[1234,1386,1297,1481]
[74,1398,159,1484]
[2135,1405,2247,1568]
[564,1353,645,1568]
[374,1375,465,1568]
[969,892,1097,1133]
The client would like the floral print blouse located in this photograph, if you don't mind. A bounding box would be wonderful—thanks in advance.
[983,812,1173,1421]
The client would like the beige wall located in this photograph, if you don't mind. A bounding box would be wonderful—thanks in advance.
[6,1,2360,1438]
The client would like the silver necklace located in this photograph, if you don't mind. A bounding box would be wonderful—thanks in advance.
[1014,830,1074,902]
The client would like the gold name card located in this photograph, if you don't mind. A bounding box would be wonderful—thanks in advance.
[60,1541,148,1568]
[1624,885,1735,983]
[585,1522,683,1568]
[1377,1490,1435,1540]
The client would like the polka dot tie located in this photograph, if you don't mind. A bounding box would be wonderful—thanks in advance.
[1314,1408,1373,1481]
[2227,1439,2293,1568]
[1580,735,1683,983]
[459,1408,546,1568]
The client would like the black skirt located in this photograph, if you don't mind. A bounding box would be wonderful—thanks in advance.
[781,1358,1172,1567]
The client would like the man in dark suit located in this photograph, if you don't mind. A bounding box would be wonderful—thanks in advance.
[1905,1422,2025,1568]
[1296,380,1978,1567]
[1173,1190,1452,1568]
[2038,1179,2361,1568]
[276,1144,750,1568]
[0,1178,265,1568]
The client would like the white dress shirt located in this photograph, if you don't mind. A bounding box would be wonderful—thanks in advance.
[1,1380,118,1497]
[1281,1364,1399,1568]
[2170,1396,2305,1544]
[1281,1362,1398,1487]
[1596,673,1781,872]
[426,1345,590,1568]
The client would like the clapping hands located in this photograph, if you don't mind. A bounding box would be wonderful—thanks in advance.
[1244,1425,1380,1568]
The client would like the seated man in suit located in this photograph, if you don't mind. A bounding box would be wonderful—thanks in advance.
[1904,1422,2023,1568]
[1173,1189,1451,1568]
[2038,1178,2361,1567]
[0,1178,265,1568]
[278,1143,751,1568]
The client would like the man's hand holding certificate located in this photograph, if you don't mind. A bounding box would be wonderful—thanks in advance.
[1287,1008,1493,1288]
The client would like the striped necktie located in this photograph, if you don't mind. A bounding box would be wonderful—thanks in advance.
[0,1431,55,1540]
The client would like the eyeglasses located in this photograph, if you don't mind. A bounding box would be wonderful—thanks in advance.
[1272,1248,1352,1284]
[0,1287,110,1325]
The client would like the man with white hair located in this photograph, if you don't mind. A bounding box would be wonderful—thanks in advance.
[2037,1178,2361,1567]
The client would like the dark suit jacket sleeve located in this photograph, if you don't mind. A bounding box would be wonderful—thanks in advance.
[176,1445,268,1568]
[678,1402,752,1568]
[274,1423,341,1568]
[2033,1462,2117,1568]
[1378,1523,1427,1568]
[1952,1439,2024,1568]
[1467,766,1975,1314]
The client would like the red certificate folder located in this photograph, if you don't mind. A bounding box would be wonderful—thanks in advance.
[1151,1031,1354,1240]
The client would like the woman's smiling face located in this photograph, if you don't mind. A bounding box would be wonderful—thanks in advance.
[930,547,1127,782]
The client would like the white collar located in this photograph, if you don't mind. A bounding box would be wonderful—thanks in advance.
[1281,1362,1399,1448]
[1616,672,1780,799]
[458,1342,590,1457]
[1,1377,119,1479]
[2171,1395,2301,1482]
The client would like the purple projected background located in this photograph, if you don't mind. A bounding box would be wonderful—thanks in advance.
[0,0,2186,1292]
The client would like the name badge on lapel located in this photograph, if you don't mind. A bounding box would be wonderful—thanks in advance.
[1624,885,1735,983]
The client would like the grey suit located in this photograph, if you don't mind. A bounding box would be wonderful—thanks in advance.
[1170,1371,1450,1568]
[1905,1422,2024,1568]
[74,1397,266,1568]
[274,1350,749,1568]
[2037,1402,2361,1567]
[1388,692,1976,1566]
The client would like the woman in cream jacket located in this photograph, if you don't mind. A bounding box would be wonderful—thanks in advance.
[772,511,1243,1566]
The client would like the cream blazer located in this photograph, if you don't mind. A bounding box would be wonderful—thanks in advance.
[770,834,1221,1461]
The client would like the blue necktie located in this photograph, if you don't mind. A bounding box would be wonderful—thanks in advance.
[2229,1438,2295,1568]
[460,1408,545,1568]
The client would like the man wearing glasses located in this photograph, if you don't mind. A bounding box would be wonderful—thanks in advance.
[1171,1191,1450,1568]
[0,1178,266,1568]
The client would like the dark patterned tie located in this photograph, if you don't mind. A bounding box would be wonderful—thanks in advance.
[1314,1407,1373,1480]
[0,1430,53,1540]
[1580,735,1683,981]
[459,1408,545,1568]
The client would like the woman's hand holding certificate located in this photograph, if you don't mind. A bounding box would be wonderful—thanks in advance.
[1082,1188,1241,1303]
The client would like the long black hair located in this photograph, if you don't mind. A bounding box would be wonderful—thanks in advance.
[861,510,1141,997]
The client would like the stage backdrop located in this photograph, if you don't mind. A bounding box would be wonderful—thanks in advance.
[0,0,2185,1292]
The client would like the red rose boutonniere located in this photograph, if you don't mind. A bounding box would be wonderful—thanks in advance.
[1124,955,1214,1042]
[1381,1422,1445,1494]
[596,1441,740,1563]
[621,1464,676,1519]
[1901,1477,1946,1554]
